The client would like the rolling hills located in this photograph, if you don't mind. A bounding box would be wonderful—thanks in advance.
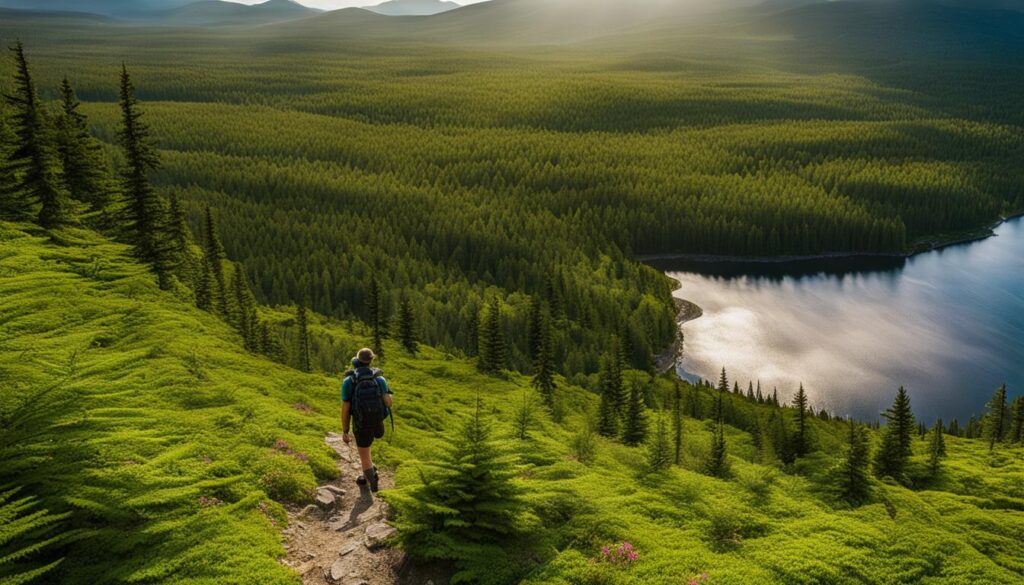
[364,0,461,16]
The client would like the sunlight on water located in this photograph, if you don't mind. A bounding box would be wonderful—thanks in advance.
[659,217,1024,422]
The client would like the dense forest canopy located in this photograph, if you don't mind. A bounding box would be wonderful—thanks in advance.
[1,0,1022,375]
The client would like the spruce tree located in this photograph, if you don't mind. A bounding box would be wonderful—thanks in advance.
[646,413,671,472]
[118,64,172,288]
[530,311,556,408]
[231,263,258,350]
[203,207,228,315]
[717,367,729,394]
[874,386,915,481]
[526,295,544,362]
[397,292,418,355]
[1011,396,1024,443]
[260,322,286,364]
[984,384,1008,451]
[296,303,311,373]
[195,254,214,312]
[596,350,622,438]
[792,383,810,457]
[833,419,872,505]
[477,296,505,374]
[928,418,946,477]
[367,277,389,360]
[389,400,527,583]
[3,42,68,227]
[947,418,960,438]
[672,382,683,465]
[621,380,648,446]
[703,420,728,478]
[55,76,113,215]
[166,192,192,281]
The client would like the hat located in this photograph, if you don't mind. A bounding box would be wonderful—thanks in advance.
[355,348,375,364]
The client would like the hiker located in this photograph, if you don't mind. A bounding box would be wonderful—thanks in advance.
[341,348,393,492]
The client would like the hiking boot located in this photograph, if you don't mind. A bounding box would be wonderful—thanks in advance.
[368,467,380,493]
[355,474,368,486]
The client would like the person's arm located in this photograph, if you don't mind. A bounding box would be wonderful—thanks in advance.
[379,377,394,408]
[341,377,353,443]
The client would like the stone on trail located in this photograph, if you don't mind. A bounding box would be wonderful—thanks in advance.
[322,485,346,497]
[315,488,336,510]
[338,543,359,557]
[299,504,320,518]
[363,523,397,549]
[328,558,353,581]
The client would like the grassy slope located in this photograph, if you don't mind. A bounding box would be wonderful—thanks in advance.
[2,222,1022,584]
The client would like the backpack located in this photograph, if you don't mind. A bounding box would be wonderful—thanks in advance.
[347,366,391,437]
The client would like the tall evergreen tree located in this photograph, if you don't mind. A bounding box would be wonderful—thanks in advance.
[596,350,623,438]
[833,419,872,505]
[672,382,683,465]
[703,420,728,478]
[1011,396,1024,443]
[231,263,258,350]
[947,418,960,438]
[55,76,113,215]
[792,383,810,457]
[874,386,915,481]
[166,192,192,281]
[526,295,544,362]
[3,42,68,227]
[367,277,389,359]
[646,413,671,472]
[966,415,979,439]
[118,64,172,288]
[621,379,648,446]
[203,206,228,315]
[477,296,505,374]
[260,322,286,364]
[717,367,729,394]
[397,292,418,355]
[530,311,556,408]
[984,384,1008,450]
[928,418,946,477]
[195,253,215,312]
[296,303,311,373]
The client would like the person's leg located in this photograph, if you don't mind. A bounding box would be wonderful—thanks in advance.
[357,446,373,472]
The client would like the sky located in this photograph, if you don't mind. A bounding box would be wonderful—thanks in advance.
[229,0,489,8]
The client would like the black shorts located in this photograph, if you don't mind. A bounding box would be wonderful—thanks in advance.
[354,421,385,448]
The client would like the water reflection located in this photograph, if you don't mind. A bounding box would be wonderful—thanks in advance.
[656,219,1024,422]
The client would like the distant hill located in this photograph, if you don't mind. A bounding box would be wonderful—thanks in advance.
[163,0,319,26]
[365,0,461,16]
[0,0,194,16]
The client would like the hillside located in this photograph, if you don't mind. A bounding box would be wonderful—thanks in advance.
[0,0,195,16]
[162,0,320,26]
[2,221,1023,584]
[364,0,461,16]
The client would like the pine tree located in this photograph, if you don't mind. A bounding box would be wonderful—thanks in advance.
[874,386,915,481]
[231,263,258,350]
[55,76,113,215]
[397,292,418,354]
[203,206,228,315]
[747,381,754,400]
[596,350,622,438]
[792,383,810,457]
[1011,396,1024,443]
[703,420,728,478]
[947,418,960,437]
[717,367,729,394]
[984,384,1008,451]
[772,388,780,407]
[768,410,795,465]
[166,192,192,281]
[118,64,172,288]
[195,253,215,312]
[260,322,286,363]
[833,419,872,505]
[388,400,527,583]
[296,303,311,373]
[621,380,648,446]
[367,277,389,359]
[672,382,683,465]
[928,418,946,477]
[3,42,68,227]
[646,413,671,472]
[530,311,556,408]
[526,295,544,362]
[477,296,505,374]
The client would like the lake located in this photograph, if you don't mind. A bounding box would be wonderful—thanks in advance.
[649,216,1024,423]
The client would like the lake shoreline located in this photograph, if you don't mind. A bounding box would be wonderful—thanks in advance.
[638,212,1024,265]
[654,276,704,373]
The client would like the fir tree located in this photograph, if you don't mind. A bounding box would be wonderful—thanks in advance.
[747,381,754,400]
[704,420,728,478]
[1011,396,1024,443]
[201,207,229,314]
[55,76,113,215]
[389,400,528,584]
[928,418,946,477]
[768,411,795,466]
[717,367,729,394]
[874,386,915,481]
[195,253,215,312]
[3,41,68,227]
[947,418,960,438]
[646,413,671,472]
[792,383,810,457]
[166,192,192,281]
[530,310,556,408]
[397,292,418,355]
[596,349,622,438]
[833,419,872,505]
[477,296,505,374]
[296,303,311,373]
[260,322,286,363]
[772,388,780,407]
[231,263,258,350]
[672,382,683,465]
[367,277,389,359]
[984,384,1008,450]
[621,379,648,446]
[526,295,544,362]
[118,64,172,288]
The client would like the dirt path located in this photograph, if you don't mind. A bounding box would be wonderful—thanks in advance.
[280,433,405,585]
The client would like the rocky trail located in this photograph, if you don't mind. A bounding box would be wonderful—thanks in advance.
[280,433,405,585]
